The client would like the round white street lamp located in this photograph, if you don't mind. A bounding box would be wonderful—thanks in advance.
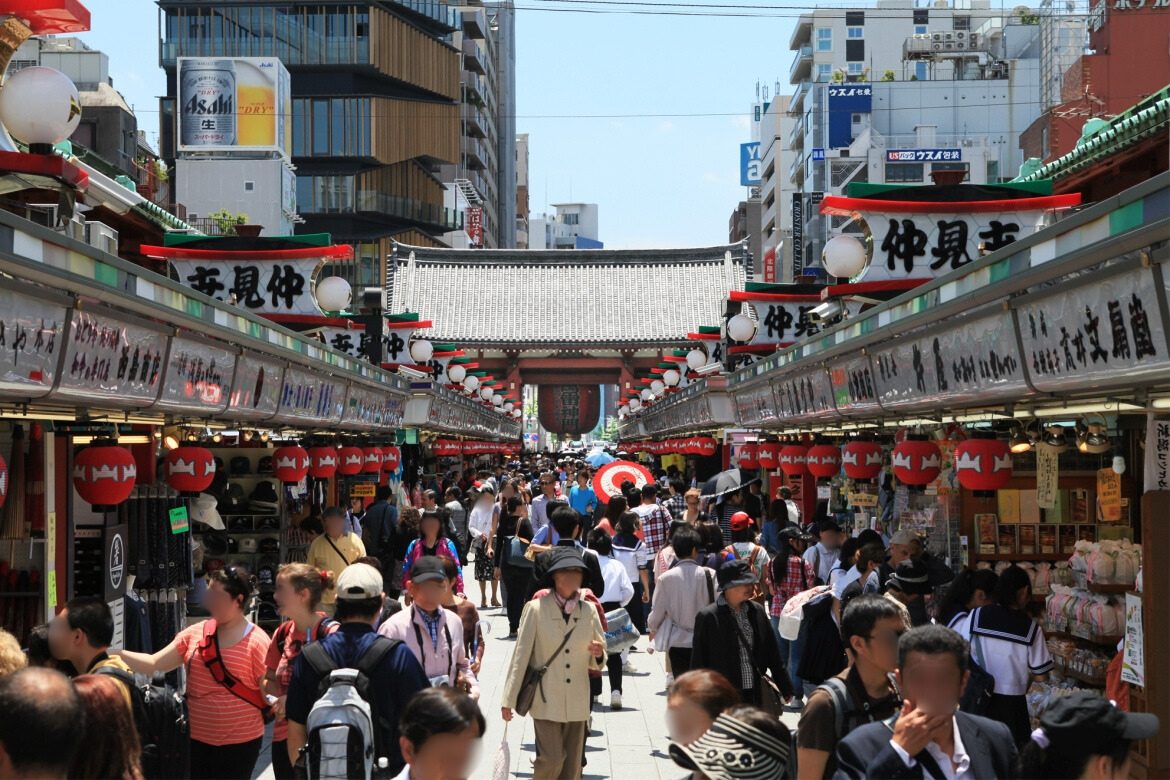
[650,379,665,394]
[686,349,708,371]
[512,408,522,418]
[503,401,514,412]
[727,313,757,342]
[663,368,681,387]
[0,67,82,147]
[640,388,652,402]
[492,395,504,406]
[447,364,467,384]
[629,398,641,412]
[822,235,868,279]
[480,386,494,401]
[314,275,352,312]
[462,375,480,392]
[409,338,434,364]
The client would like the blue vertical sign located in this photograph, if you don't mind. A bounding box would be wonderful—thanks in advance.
[827,84,872,149]
[740,142,762,186]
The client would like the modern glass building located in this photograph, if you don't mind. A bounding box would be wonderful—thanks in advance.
[159,1,465,286]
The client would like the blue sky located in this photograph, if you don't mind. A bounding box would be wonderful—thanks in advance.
[74,0,795,248]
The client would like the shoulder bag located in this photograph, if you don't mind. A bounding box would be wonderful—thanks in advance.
[515,619,578,717]
[728,609,785,716]
[196,620,274,723]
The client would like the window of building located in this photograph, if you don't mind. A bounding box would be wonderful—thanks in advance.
[932,162,969,181]
[816,27,832,51]
[848,63,864,75]
[816,63,832,81]
[914,24,928,35]
[847,26,864,38]
[845,11,865,25]
[914,61,928,80]
[851,112,864,123]
[845,39,864,61]
[913,8,929,24]
[953,15,971,30]
[885,163,923,182]
[563,213,579,225]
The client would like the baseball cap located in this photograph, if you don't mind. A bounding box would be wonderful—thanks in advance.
[1036,691,1159,756]
[410,556,447,585]
[669,712,791,779]
[890,529,919,546]
[191,493,225,531]
[730,511,754,532]
[715,559,758,592]
[335,562,383,600]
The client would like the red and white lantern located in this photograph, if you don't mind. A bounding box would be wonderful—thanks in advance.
[806,444,842,480]
[273,445,310,484]
[954,437,1013,492]
[842,440,883,481]
[737,443,760,469]
[74,443,137,508]
[382,446,401,473]
[337,446,364,476]
[757,442,781,471]
[362,447,383,474]
[163,446,216,494]
[779,445,809,476]
[892,439,942,486]
[308,447,338,479]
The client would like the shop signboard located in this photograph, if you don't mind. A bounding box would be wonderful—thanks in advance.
[1016,264,1169,393]
[734,383,778,425]
[819,192,1078,284]
[153,337,236,414]
[740,142,762,186]
[744,298,864,350]
[226,353,283,421]
[275,366,345,424]
[466,207,484,248]
[772,366,838,423]
[170,255,323,317]
[885,149,962,162]
[828,354,882,416]
[1144,416,1170,493]
[178,57,291,155]
[827,84,871,149]
[0,285,67,399]
[871,310,1029,410]
[343,383,405,431]
[382,394,406,429]
[53,308,167,408]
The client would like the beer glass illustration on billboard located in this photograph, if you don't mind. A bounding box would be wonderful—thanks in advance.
[235,59,277,148]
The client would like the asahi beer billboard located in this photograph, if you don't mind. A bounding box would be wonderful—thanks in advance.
[178,57,291,155]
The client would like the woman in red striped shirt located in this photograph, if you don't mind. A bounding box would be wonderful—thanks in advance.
[122,567,272,780]
[767,527,816,707]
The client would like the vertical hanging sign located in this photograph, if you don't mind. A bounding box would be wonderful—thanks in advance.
[1036,444,1059,509]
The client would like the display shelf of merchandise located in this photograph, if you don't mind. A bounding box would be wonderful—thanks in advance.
[1055,663,1108,688]
[1046,628,1123,647]
[1086,582,1131,594]
[977,553,1069,562]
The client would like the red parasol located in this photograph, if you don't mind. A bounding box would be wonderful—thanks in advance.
[592,460,655,503]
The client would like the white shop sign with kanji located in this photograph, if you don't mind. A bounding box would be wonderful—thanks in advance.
[745,298,865,348]
[171,258,322,315]
[863,210,1036,281]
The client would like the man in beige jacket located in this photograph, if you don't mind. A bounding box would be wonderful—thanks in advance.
[647,526,716,681]
[501,549,606,780]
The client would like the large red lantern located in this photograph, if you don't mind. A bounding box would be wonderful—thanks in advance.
[955,437,1013,492]
[337,446,364,476]
[779,445,809,476]
[74,443,137,508]
[273,445,310,484]
[842,440,883,481]
[308,447,338,479]
[756,442,781,471]
[362,447,383,474]
[806,444,841,479]
[0,453,8,510]
[163,446,215,494]
[684,436,718,457]
[537,384,601,435]
[737,443,760,469]
[382,446,401,472]
[892,439,941,486]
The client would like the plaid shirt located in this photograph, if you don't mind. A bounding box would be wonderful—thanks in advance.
[417,606,442,651]
[768,555,817,617]
[663,493,687,520]
[730,602,756,690]
[636,503,673,556]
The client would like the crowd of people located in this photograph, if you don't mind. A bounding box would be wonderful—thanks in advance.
[0,452,1159,780]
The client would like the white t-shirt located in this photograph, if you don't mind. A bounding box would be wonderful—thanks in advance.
[467,502,495,539]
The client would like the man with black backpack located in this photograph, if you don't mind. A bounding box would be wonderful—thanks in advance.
[795,594,905,779]
[362,486,400,575]
[286,562,428,778]
[48,597,188,780]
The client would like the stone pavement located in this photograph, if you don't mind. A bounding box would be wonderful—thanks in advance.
[251,574,802,779]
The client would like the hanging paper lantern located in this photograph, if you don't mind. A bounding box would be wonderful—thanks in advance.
[432,439,462,457]
[806,444,842,480]
[273,445,310,484]
[955,437,1013,492]
[362,447,383,474]
[537,384,601,435]
[163,446,216,494]
[892,439,942,486]
[308,446,338,479]
[73,443,137,508]
[737,443,760,469]
[779,444,809,476]
[756,442,781,470]
[382,446,401,472]
[337,446,365,476]
[841,440,883,481]
[0,453,6,510]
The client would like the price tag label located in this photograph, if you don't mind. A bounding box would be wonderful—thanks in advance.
[169,506,190,535]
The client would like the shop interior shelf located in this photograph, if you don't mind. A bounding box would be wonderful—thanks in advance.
[1086,582,1132,594]
[1057,666,1108,687]
[1047,629,1123,647]
[973,553,1069,562]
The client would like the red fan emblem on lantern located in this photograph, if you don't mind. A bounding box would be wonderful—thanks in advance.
[164,446,216,493]
[337,446,364,476]
[592,460,655,504]
[382,446,401,472]
[954,438,1013,491]
[73,443,137,508]
[362,447,383,474]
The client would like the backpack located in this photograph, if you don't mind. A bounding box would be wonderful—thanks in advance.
[300,636,402,780]
[785,676,857,780]
[95,667,189,780]
[796,593,847,684]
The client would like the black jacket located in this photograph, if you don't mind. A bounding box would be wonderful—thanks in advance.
[690,599,794,699]
[535,540,606,598]
[833,711,1018,780]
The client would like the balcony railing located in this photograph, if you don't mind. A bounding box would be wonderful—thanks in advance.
[789,79,809,114]
[354,191,463,231]
[789,45,812,83]
[462,37,485,74]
